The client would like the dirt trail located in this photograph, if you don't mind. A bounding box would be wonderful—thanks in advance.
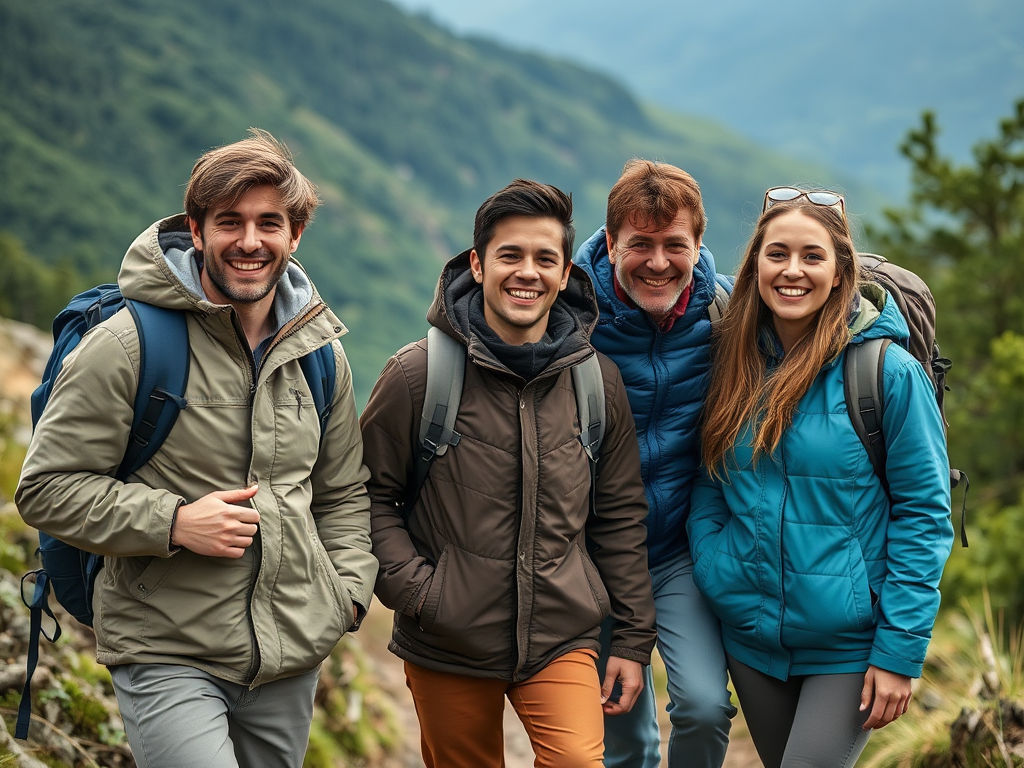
[360,602,762,767]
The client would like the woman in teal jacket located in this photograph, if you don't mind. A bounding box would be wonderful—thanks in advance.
[687,189,953,768]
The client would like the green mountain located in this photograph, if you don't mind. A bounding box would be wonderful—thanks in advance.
[0,0,879,401]
[394,0,1024,197]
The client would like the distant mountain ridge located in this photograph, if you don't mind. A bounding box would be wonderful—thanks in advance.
[394,0,1024,196]
[0,0,878,400]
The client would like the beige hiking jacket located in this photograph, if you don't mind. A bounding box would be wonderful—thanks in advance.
[17,214,377,686]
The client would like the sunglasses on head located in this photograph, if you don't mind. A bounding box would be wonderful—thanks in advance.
[762,187,846,217]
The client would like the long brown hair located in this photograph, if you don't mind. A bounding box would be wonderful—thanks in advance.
[702,200,861,477]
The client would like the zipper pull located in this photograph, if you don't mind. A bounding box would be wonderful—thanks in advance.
[289,387,304,418]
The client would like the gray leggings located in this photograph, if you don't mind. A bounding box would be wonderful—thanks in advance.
[727,655,872,768]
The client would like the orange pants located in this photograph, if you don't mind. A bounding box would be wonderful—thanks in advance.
[404,649,604,768]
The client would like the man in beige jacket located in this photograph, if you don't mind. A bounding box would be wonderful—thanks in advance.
[17,130,377,768]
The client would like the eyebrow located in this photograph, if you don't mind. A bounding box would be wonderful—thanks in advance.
[214,210,287,223]
[765,241,828,251]
[493,243,561,256]
[625,234,690,245]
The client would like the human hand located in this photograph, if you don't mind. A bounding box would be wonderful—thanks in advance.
[860,665,912,730]
[601,657,644,716]
[172,484,260,558]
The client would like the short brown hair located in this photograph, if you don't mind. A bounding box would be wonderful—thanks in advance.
[605,159,706,243]
[184,128,320,231]
[473,179,575,265]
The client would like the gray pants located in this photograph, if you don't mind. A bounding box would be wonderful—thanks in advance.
[109,663,320,768]
[727,655,872,768]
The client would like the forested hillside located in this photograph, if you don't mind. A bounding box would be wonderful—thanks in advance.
[0,0,874,400]
[396,0,1024,196]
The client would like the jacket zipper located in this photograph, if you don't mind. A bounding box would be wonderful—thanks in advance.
[644,331,667,537]
[466,346,590,679]
[512,383,532,677]
[224,307,264,686]
[775,442,790,678]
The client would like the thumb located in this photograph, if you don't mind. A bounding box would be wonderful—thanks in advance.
[860,667,874,712]
[600,666,616,704]
[215,484,259,503]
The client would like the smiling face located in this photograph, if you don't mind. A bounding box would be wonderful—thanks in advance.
[607,209,701,323]
[756,210,841,351]
[469,215,570,346]
[189,184,302,309]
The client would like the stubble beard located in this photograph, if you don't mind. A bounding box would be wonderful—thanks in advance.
[615,260,690,320]
[202,247,289,304]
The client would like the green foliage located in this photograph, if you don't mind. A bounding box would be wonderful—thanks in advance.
[873,98,1024,494]
[860,595,1024,768]
[0,410,28,505]
[0,234,85,330]
[39,679,108,741]
[302,636,401,767]
[871,97,1024,619]
[0,508,34,575]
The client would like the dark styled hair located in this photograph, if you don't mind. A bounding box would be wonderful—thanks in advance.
[184,128,320,232]
[606,159,706,244]
[701,199,861,476]
[473,179,575,265]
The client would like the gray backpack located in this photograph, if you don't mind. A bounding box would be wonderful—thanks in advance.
[844,253,968,545]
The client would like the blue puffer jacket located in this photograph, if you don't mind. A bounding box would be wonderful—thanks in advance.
[574,227,732,567]
[687,287,953,680]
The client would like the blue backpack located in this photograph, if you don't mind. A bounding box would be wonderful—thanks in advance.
[16,283,336,740]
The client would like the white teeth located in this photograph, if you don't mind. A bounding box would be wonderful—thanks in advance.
[777,287,809,297]
[509,289,540,299]
[231,262,265,271]
[640,277,671,287]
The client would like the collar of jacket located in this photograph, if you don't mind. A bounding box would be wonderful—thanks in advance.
[425,249,600,382]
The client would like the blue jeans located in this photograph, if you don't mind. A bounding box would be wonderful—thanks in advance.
[598,550,735,768]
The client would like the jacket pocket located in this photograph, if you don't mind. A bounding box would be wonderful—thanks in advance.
[128,556,179,600]
[417,546,449,632]
[851,540,877,632]
[575,542,609,618]
[692,530,723,590]
[310,531,353,626]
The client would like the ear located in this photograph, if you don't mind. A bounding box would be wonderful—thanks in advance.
[832,272,841,288]
[694,239,703,264]
[605,230,617,264]
[469,249,484,283]
[188,217,204,251]
[289,223,304,254]
[559,260,572,291]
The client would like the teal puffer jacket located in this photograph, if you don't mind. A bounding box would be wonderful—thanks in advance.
[687,288,953,680]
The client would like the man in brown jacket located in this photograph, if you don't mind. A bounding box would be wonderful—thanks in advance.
[360,179,656,767]
[18,130,377,768]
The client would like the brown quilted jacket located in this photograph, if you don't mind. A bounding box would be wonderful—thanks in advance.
[361,252,656,681]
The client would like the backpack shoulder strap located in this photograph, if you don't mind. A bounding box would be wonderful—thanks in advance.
[572,352,606,517]
[708,281,730,325]
[412,327,465,502]
[572,353,605,463]
[844,338,891,495]
[118,301,190,479]
[299,341,338,443]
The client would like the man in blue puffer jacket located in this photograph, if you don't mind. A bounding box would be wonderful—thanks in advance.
[574,160,735,768]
